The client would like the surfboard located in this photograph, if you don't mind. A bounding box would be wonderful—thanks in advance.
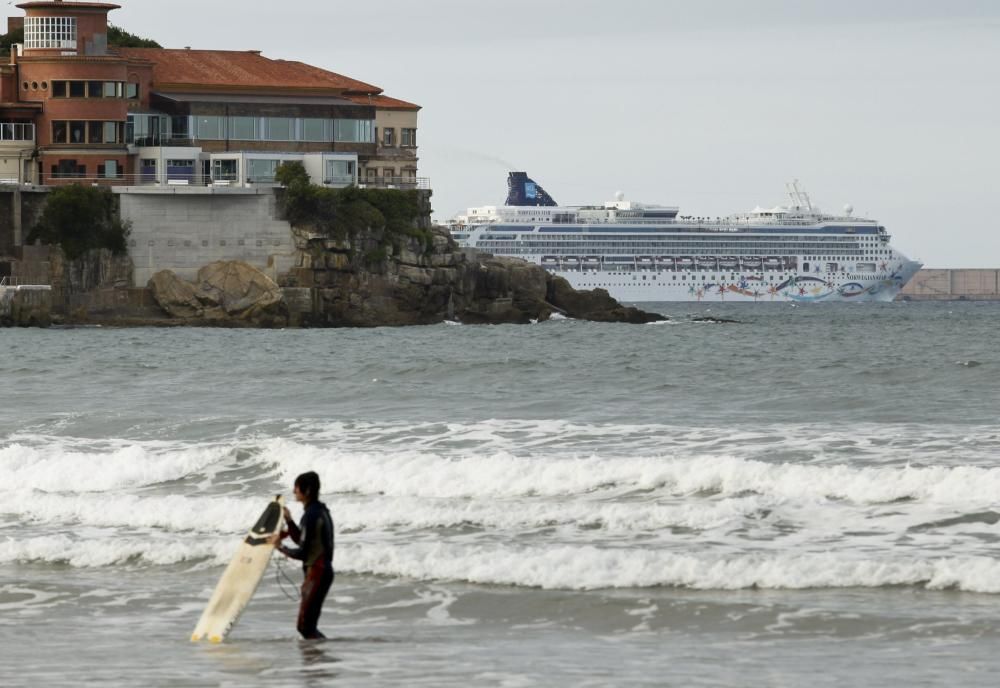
[191,495,284,643]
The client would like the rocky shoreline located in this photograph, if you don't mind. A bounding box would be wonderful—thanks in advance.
[144,225,664,328]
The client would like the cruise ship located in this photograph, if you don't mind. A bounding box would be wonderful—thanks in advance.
[450,173,922,303]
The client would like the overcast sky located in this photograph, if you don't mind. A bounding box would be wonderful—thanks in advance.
[102,1,1000,266]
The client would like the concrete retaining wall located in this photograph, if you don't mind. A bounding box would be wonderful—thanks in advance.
[898,269,1000,300]
[117,187,298,286]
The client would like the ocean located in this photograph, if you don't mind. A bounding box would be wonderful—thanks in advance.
[3,301,1000,687]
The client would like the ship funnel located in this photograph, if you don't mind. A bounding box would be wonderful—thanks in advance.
[505,172,558,207]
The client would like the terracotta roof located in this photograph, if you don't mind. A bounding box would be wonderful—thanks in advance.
[346,93,421,111]
[17,2,120,10]
[115,48,382,95]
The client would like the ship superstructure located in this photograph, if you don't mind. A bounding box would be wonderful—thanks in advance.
[450,173,921,302]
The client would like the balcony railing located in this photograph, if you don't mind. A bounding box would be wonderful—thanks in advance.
[0,123,35,142]
[359,176,430,190]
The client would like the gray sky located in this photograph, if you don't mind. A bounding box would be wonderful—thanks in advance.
[105,0,1000,267]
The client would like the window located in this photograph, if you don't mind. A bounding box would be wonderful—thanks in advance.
[325,159,355,183]
[88,121,104,143]
[265,117,294,141]
[103,81,120,98]
[401,128,416,147]
[170,116,190,139]
[52,81,66,97]
[196,116,224,140]
[24,16,77,49]
[229,116,256,140]
[383,167,395,180]
[301,118,329,142]
[69,121,86,144]
[87,81,103,98]
[246,158,280,182]
[126,82,139,100]
[333,119,374,143]
[51,121,67,143]
[104,121,120,143]
[212,159,238,182]
[52,159,85,179]
[382,127,395,146]
[69,81,86,98]
[98,160,119,178]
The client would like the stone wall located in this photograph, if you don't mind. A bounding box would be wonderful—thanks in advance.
[0,187,50,256]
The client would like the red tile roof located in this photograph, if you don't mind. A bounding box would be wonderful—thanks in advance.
[345,93,421,111]
[115,48,382,96]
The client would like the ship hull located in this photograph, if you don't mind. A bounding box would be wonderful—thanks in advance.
[554,261,922,303]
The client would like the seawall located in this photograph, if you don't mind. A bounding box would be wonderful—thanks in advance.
[897,269,1000,301]
[117,186,299,286]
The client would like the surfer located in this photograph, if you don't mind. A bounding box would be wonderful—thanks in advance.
[270,471,335,640]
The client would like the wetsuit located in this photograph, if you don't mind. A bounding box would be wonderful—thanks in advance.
[279,500,335,639]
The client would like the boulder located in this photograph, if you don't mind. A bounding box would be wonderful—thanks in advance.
[195,261,286,323]
[148,269,203,318]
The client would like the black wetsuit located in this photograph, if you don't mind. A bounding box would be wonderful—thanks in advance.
[279,500,334,639]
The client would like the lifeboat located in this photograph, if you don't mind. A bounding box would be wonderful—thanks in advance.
[719,256,739,270]
[742,257,763,269]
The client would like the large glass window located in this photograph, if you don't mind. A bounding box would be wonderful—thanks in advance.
[265,117,294,141]
[247,159,280,183]
[229,116,256,140]
[325,160,355,184]
[334,119,375,143]
[170,116,190,140]
[104,121,119,143]
[301,118,330,142]
[24,16,77,49]
[196,116,224,140]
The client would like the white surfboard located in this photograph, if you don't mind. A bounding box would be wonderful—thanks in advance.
[191,496,284,643]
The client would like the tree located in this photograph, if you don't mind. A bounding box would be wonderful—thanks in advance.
[107,25,161,48]
[27,185,131,259]
[0,27,23,57]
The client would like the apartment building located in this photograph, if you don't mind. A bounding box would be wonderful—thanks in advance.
[0,0,422,189]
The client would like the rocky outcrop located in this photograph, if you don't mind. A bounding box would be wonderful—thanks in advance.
[0,287,52,327]
[284,225,665,327]
[148,261,288,326]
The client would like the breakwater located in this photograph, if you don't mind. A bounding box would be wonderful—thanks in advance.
[897,269,1000,301]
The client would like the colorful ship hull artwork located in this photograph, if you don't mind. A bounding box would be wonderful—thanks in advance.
[449,173,922,303]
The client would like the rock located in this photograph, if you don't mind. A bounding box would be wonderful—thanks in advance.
[148,261,288,326]
[195,261,286,324]
[148,269,203,318]
[546,276,665,324]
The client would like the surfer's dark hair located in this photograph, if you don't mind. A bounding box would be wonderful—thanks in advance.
[295,471,321,499]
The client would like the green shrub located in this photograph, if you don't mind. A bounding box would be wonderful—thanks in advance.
[275,162,426,249]
[27,185,131,259]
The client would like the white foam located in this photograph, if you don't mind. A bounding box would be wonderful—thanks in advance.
[261,439,1000,507]
[0,439,233,492]
[0,533,234,567]
[337,542,1000,593]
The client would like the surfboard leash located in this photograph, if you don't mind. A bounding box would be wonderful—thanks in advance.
[272,551,302,601]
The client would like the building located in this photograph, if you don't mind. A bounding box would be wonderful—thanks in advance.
[0,0,422,189]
